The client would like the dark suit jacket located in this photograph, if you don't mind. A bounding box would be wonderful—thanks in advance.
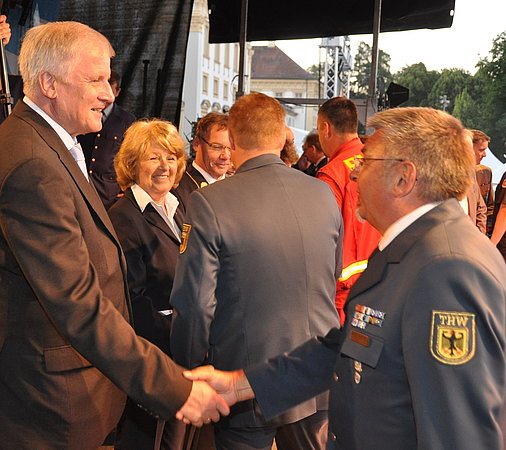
[78,103,136,209]
[171,154,343,428]
[247,199,506,449]
[468,171,487,233]
[171,163,209,212]
[0,102,191,448]
[108,188,184,354]
[305,156,328,177]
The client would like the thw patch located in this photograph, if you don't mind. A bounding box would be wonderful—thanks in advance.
[430,311,475,365]
[179,224,192,254]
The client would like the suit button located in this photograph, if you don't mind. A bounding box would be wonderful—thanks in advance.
[94,145,98,150]
[97,133,101,138]
[330,432,337,441]
[333,373,339,382]
[89,170,93,174]
[91,158,96,162]
[113,136,118,140]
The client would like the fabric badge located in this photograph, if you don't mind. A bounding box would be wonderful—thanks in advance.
[199,181,209,188]
[179,224,192,254]
[343,155,359,171]
[430,310,475,365]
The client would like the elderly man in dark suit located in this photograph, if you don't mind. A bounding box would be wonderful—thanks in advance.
[0,21,227,449]
[171,92,343,449]
[78,69,136,209]
[183,107,506,449]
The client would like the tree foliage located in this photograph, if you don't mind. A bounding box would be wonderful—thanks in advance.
[350,42,393,97]
[475,32,506,162]
[394,63,439,107]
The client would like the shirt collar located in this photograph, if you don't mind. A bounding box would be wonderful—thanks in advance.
[192,161,225,183]
[328,136,362,162]
[379,202,441,251]
[102,102,114,121]
[24,96,76,150]
[131,184,179,217]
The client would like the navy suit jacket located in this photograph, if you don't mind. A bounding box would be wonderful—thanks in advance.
[78,103,136,208]
[247,199,506,449]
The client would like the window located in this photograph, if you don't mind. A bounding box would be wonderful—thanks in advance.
[202,74,209,94]
[223,81,229,100]
[295,93,302,98]
[214,78,219,97]
[275,92,283,98]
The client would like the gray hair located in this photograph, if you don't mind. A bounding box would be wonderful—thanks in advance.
[19,21,115,97]
[367,107,474,202]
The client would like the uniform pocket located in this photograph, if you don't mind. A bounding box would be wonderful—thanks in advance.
[340,329,384,368]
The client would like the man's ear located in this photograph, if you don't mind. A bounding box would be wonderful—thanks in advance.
[392,161,417,198]
[321,121,332,139]
[228,131,236,150]
[38,71,58,99]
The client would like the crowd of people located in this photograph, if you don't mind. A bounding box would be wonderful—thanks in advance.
[1,17,506,450]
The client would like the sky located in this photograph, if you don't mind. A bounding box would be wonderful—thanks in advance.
[261,0,506,75]
[257,0,506,182]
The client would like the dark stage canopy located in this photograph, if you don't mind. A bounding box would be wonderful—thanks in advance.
[208,0,456,43]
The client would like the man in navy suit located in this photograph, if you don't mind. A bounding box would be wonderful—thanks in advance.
[183,107,506,450]
[78,69,136,209]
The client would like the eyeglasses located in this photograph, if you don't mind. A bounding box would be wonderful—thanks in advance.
[199,135,233,153]
[353,156,404,172]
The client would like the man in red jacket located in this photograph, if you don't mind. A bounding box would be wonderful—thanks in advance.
[316,97,381,323]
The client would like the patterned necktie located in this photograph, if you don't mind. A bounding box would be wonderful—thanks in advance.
[69,142,89,181]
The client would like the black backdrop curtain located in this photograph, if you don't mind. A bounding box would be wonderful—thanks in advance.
[59,0,194,126]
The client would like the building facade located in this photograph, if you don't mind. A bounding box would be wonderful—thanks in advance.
[180,0,252,146]
[250,44,320,132]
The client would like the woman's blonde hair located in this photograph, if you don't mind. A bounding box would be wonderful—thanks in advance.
[115,119,187,190]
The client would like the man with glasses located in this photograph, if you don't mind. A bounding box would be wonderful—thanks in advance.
[183,107,506,450]
[173,112,232,210]
[302,130,327,176]
[316,97,381,324]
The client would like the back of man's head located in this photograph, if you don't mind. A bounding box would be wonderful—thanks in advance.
[228,92,286,151]
[19,21,114,98]
[195,112,229,139]
[368,107,475,203]
[319,97,358,134]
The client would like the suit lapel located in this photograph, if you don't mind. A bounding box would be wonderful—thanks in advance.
[143,204,181,244]
[14,102,121,246]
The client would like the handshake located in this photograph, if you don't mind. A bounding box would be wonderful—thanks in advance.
[175,366,254,426]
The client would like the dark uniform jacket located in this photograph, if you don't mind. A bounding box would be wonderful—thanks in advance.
[247,199,506,449]
[78,103,135,209]
[0,102,191,449]
[171,163,209,212]
[108,188,184,354]
[171,154,343,428]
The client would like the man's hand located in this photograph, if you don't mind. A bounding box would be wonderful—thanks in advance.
[0,15,11,45]
[183,366,255,406]
[175,380,230,426]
